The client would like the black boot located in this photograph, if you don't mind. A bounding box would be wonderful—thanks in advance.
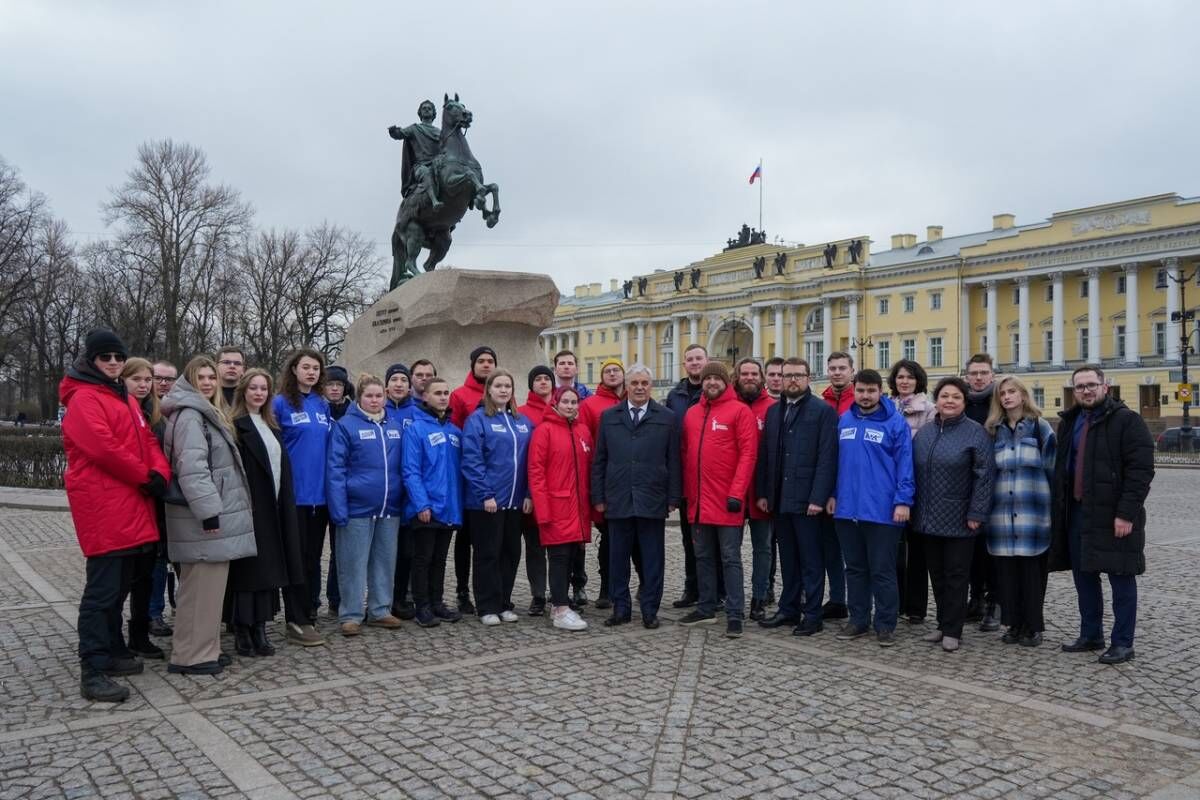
[128,620,165,660]
[749,598,766,622]
[250,623,275,657]
[234,625,255,657]
[80,664,129,703]
[979,603,1001,632]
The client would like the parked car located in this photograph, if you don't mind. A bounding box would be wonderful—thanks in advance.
[1156,427,1198,452]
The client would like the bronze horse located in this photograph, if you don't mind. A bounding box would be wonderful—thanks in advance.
[390,94,500,289]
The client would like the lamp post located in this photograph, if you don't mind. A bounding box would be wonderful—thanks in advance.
[1168,265,1198,452]
[849,336,873,353]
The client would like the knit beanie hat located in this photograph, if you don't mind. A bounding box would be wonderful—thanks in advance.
[698,361,730,386]
[326,365,350,387]
[527,365,554,391]
[599,357,624,374]
[84,329,129,361]
[469,346,498,369]
[385,363,411,384]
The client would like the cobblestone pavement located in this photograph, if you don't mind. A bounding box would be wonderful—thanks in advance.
[1,471,1198,799]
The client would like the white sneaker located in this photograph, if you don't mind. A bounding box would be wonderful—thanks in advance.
[552,607,587,631]
[480,614,501,626]
[500,610,519,623]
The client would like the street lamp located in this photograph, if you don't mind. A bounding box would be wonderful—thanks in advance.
[1168,265,1198,452]
[849,336,873,351]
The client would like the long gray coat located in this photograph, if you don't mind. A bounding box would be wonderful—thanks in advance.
[160,376,256,563]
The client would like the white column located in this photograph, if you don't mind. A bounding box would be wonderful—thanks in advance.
[792,304,802,357]
[821,298,833,366]
[1124,262,1140,363]
[984,281,998,360]
[1017,277,1030,368]
[848,295,860,345]
[621,324,630,366]
[543,334,552,362]
[689,314,699,349]
[1051,272,1065,367]
[1165,257,1181,361]
[1087,267,1101,361]
[646,321,656,372]
[672,316,683,378]
[959,285,971,368]
[636,322,646,364]
[751,308,762,358]
[773,305,785,358]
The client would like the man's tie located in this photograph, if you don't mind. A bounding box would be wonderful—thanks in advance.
[631,406,642,426]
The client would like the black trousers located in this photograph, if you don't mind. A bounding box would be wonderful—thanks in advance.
[411,525,454,609]
[995,553,1048,634]
[926,536,975,639]
[469,509,523,615]
[227,590,279,626]
[595,522,644,597]
[570,542,587,591]
[547,543,579,607]
[454,519,472,598]
[79,553,136,668]
[969,533,997,607]
[522,516,547,601]
[126,548,157,642]
[287,505,327,623]
[392,525,413,607]
[678,503,697,595]
[768,522,778,597]
[898,526,929,619]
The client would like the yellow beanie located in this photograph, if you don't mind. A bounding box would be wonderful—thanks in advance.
[600,357,625,373]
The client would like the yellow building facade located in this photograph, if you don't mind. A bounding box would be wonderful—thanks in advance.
[541,193,1200,423]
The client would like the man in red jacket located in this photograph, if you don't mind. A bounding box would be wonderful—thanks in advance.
[450,345,497,614]
[678,361,759,638]
[735,358,776,621]
[60,329,171,703]
[817,350,853,621]
[578,358,628,608]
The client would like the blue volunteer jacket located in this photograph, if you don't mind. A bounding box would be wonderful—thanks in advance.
[461,408,533,510]
[402,404,464,527]
[273,391,331,506]
[834,396,915,527]
[326,403,404,526]
[386,396,417,430]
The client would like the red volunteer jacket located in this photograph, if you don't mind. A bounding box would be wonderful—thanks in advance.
[450,372,486,429]
[822,384,855,416]
[527,410,594,546]
[517,392,549,426]
[681,386,759,527]
[740,390,777,520]
[577,383,623,440]
[59,373,171,557]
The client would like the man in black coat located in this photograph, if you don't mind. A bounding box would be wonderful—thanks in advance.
[755,358,839,636]
[1049,365,1154,665]
[665,342,710,607]
[592,363,681,629]
[963,352,1000,631]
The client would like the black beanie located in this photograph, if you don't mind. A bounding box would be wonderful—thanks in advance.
[469,346,498,369]
[527,364,554,391]
[385,363,411,384]
[84,329,129,361]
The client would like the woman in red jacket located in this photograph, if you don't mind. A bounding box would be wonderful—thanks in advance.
[527,386,593,631]
[60,330,171,703]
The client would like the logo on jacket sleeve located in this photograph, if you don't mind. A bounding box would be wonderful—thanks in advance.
[316,413,328,426]
[840,427,856,440]
[358,429,377,440]
[863,428,884,444]
[386,429,401,439]
[448,434,461,447]
[515,424,529,433]
[580,438,591,453]
[757,418,765,431]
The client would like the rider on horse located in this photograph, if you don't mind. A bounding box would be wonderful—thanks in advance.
[389,100,444,212]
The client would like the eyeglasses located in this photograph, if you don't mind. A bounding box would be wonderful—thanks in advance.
[1072,382,1103,392]
[782,373,809,380]
[153,376,177,384]
[96,353,126,363]
[218,359,244,367]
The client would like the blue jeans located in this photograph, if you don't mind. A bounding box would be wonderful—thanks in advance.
[1068,503,1137,647]
[835,519,901,632]
[608,517,665,619]
[335,516,400,623]
[148,556,168,619]
[822,514,846,604]
[776,513,825,624]
[694,525,744,618]
[748,519,773,601]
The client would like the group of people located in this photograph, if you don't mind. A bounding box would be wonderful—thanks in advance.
[60,328,1155,704]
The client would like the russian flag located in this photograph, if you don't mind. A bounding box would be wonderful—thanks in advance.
[748,163,762,184]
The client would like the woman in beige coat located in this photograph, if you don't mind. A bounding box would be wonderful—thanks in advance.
[161,355,256,675]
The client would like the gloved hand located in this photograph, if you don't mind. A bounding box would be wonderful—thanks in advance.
[141,471,168,499]
[726,497,742,513]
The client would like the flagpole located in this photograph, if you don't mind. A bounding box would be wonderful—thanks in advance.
[758,158,763,234]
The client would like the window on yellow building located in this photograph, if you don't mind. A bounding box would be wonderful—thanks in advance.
[600,330,606,344]
[929,337,944,367]
[1116,325,1126,359]
[1045,283,1054,302]
[1080,280,1089,298]
[1012,287,1020,305]
[902,338,916,361]
[878,297,889,315]
[1033,387,1045,408]
[930,291,942,311]
[1079,328,1089,360]
[1044,330,1054,362]
[613,328,620,342]
[1155,269,1167,289]
[903,295,915,313]
[1154,322,1166,355]
[1011,333,1020,361]
[1116,275,1126,295]
[587,331,594,345]
[876,340,891,370]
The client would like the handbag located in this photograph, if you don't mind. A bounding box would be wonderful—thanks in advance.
[163,416,213,506]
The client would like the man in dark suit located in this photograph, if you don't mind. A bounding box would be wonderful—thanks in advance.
[756,357,839,636]
[591,363,681,629]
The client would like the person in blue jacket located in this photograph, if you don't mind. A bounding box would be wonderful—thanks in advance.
[272,347,330,646]
[326,374,404,636]
[402,377,465,628]
[462,369,534,626]
[383,362,417,620]
[827,368,915,647]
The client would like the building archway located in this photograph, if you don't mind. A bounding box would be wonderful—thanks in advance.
[707,316,753,366]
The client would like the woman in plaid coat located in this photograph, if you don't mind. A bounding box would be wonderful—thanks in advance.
[985,376,1056,647]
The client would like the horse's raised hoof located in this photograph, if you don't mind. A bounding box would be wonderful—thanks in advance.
[486,213,500,229]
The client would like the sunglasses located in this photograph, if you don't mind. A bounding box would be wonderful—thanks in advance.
[96,353,127,363]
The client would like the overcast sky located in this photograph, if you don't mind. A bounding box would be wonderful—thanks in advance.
[4,1,1198,293]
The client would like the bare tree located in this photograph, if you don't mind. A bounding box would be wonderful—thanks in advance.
[81,240,165,358]
[0,158,48,371]
[103,140,252,364]
[290,223,385,357]
[238,228,307,371]
[20,218,85,416]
